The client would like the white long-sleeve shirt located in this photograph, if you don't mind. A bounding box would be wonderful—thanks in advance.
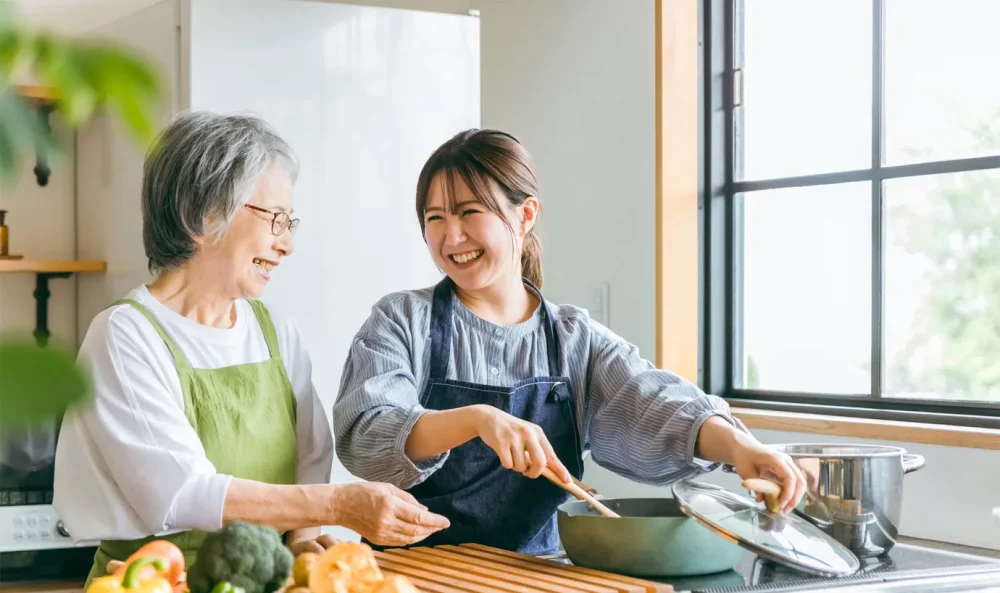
[53,285,334,543]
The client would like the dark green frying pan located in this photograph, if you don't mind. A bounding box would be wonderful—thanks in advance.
[556,497,745,577]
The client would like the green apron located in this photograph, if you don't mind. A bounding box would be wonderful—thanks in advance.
[84,298,299,586]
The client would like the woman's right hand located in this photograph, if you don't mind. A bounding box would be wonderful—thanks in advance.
[332,482,450,547]
[472,405,573,483]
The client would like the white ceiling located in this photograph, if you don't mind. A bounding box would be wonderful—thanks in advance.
[12,0,164,35]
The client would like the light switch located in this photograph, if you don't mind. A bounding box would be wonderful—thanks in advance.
[591,281,610,327]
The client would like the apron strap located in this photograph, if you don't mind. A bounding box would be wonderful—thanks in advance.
[522,279,561,375]
[247,299,282,360]
[427,277,562,379]
[109,299,191,369]
[428,278,456,378]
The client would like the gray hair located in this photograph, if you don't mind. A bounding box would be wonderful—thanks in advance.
[141,111,299,274]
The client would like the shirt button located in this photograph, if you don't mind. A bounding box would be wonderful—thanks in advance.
[494,328,502,336]
[491,367,499,376]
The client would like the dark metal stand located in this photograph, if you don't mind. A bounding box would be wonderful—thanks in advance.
[33,105,53,187]
[33,272,71,347]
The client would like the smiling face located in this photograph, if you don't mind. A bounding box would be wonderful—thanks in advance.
[422,171,537,294]
[194,163,296,299]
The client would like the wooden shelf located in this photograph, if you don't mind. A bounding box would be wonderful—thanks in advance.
[16,84,58,107]
[0,259,106,274]
[0,259,106,347]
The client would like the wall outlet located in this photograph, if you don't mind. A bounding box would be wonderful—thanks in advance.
[591,281,610,327]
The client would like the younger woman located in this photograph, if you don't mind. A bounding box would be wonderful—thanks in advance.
[333,129,805,554]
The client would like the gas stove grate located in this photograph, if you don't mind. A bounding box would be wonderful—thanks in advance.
[694,563,1000,593]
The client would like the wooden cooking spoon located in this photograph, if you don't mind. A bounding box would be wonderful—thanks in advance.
[540,467,621,518]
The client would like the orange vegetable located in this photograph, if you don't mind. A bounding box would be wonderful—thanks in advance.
[113,541,186,587]
[89,558,174,593]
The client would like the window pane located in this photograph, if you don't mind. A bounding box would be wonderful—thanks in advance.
[884,170,1000,401]
[739,0,871,181]
[739,182,871,393]
[884,0,1000,165]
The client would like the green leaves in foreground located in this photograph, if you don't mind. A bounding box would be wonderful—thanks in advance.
[0,337,91,425]
[0,4,162,182]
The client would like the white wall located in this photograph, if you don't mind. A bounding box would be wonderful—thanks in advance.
[328,0,655,352]
[0,123,78,348]
[11,0,165,36]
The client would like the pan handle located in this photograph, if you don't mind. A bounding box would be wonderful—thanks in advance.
[574,477,602,498]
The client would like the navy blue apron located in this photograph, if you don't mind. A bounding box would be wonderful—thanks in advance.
[384,277,585,555]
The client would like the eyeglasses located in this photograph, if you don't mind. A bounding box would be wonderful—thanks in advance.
[243,204,300,236]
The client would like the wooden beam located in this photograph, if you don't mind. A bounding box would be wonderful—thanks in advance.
[655,0,699,382]
[733,407,1000,451]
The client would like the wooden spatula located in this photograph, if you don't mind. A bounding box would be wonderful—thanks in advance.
[541,467,620,518]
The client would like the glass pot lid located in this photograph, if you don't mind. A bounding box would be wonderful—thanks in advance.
[672,480,861,578]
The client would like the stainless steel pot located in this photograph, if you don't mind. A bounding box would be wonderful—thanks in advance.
[769,444,926,558]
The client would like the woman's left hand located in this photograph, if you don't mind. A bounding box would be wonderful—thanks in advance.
[730,440,807,513]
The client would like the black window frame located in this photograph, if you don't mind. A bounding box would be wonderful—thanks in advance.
[699,0,1000,429]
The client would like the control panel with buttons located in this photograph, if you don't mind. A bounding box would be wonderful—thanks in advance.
[0,506,79,552]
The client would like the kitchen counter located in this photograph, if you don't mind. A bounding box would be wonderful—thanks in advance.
[3,539,999,593]
[0,581,82,593]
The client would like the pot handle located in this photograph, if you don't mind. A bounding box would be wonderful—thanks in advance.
[902,453,925,474]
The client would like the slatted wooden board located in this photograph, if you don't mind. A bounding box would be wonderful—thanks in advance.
[373,543,672,593]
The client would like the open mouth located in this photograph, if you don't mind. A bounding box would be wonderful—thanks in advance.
[253,257,276,274]
[450,250,484,264]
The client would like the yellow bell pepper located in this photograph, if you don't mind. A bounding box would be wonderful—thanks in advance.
[88,558,174,593]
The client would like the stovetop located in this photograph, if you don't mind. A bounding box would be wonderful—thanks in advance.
[653,543,1000,593]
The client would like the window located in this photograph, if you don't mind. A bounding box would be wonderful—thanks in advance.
[701,0,1000,427]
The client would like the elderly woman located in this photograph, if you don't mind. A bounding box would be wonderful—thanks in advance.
[53,112,448,583]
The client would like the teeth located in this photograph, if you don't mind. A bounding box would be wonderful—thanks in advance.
[252,258,274,272]
[452,250,483,264]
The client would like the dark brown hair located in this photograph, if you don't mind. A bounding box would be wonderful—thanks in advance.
[415,129,544,287]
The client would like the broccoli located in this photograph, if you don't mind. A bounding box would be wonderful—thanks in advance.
[186,522,293,593]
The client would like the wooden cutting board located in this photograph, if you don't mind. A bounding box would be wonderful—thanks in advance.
[373,544,672,593]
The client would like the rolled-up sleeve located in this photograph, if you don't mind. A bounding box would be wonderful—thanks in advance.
[584,322,741,485]
[332,307,446,489]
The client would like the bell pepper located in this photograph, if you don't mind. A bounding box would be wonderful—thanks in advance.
[88,558,174,593]
[113,541,186,588]
[208,583,246,593]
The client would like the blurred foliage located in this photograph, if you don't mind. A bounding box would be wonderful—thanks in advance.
[0,5,162,425]
[887,117,1000,401]
[0,3,161,181]
[0,336,90,423]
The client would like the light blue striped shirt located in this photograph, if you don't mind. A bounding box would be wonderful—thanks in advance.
[332,286,739,489]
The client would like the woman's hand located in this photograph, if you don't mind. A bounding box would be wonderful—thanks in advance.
[331,482,450,547]
[730,440,807,513]
[696,415,807,513]
[472,405,573,483]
